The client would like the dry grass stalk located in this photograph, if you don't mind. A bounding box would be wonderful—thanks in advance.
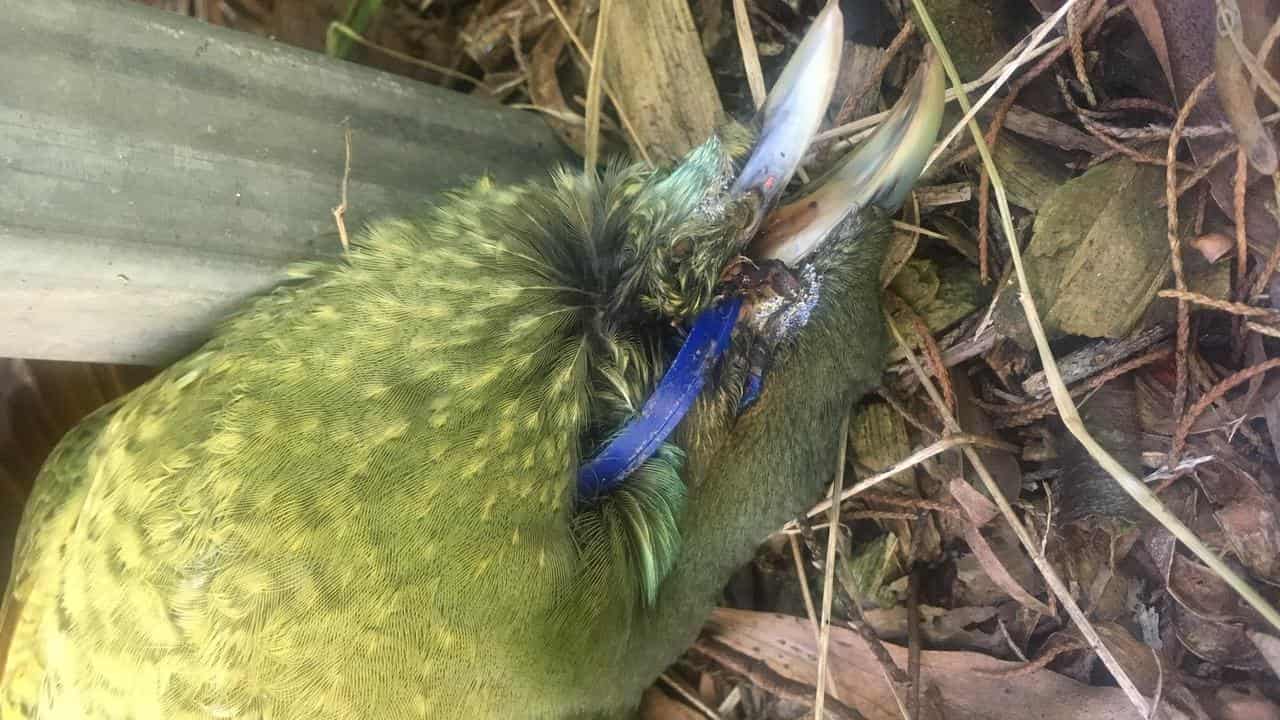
[814,414,850,720]
[912,0,1280,669]
[543,0,653,166]
[731,0,765,109]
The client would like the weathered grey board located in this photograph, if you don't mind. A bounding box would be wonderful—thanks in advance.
[0,0,569,365]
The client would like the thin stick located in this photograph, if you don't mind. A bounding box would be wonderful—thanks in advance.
[814,414,850,720]
[1173,358,1280,458]
[327,23,484,87]
[1166,75,1216,463]
[1235,149,1249,300]
[732,0,766,109]
[332,125,353,253]
[789,533,823,642]
[1157,289,1280,318]
[582,0,611,170]
[922,0,1079,172]
[543,0,653,166]
[1067,0,1097,106]
[659,673,723,720]
[815,26,1073,150]
[914,0,1280,644]
[800,433,1014,520]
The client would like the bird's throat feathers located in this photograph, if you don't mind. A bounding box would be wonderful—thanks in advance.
[267,163,755,608]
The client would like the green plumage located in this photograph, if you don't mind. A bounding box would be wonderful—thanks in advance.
[2,131,891,718]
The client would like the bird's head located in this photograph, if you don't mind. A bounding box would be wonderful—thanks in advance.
[604,0,943,341]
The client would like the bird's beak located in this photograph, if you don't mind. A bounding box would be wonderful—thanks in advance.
[751,50,946,266]
[729,0,843,239]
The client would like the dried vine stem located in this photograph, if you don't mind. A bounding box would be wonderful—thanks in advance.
[1166,74,1216,464]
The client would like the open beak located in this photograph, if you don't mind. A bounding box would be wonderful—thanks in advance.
[749,50,946,265]
[729,0,843,239]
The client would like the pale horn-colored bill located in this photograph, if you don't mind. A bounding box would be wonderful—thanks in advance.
[752,49,946,266]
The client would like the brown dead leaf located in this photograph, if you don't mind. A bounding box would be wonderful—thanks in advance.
[1265,391,1280,467]
[1168,552,1242,621]
[1248,630,1280,678]
[955,371,1022,501]
[699,608,1189,720]
[1128,0,1176,93]
[1207,686,1280,720]
[1191,232,1235,263]
[862,605,1005,653]
[1214,498,1280,586]
[528,1,588,157]
[1174,606,1266,669]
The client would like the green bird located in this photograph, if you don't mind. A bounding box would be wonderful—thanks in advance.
[1,4,943,718]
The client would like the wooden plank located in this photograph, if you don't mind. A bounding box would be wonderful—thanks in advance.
[0,0,569,365]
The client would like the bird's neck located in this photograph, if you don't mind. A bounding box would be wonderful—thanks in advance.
[619,223,891,682]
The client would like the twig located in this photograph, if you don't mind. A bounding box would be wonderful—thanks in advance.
[332,124,353,253]
[659,673,723,720]
[327,23,484,87]
[973,639,1087,677]
[975,7,1098,281]
[1067,0,1097,106]
[909,308,956,416]
[923,0,1081,173]
[814,414,850,720]
[1173,357,1280,459]
[1166,74,1216,464]
[1235,148,1249,300]
[1157,289,1280,318]
[837,589,911,719]
[796,434,1015,521]
[988,346,1172,428]
[1143,454,1215,485]
[876,387,941,438]
[813,28,1067,148]
[906,568,923,719]
[1248,320,1280,338]
[1169,139,1242,199]
[1232,148,1250,359]
[832,19,915,130]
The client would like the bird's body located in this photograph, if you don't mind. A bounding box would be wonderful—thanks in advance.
[2,7,942,717]
[3,166,887,720]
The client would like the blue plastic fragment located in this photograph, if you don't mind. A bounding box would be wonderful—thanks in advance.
[576,296,743,500]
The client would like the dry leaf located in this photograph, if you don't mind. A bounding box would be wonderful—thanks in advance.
[993,159,1170,344]
[699,608,1189,720]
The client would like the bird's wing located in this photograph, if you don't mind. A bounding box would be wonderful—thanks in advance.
[1,399,120,717]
